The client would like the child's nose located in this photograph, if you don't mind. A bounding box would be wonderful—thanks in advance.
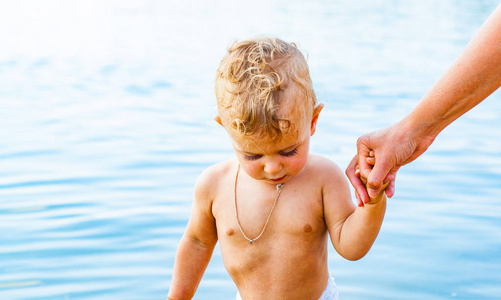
[264,159,282,175]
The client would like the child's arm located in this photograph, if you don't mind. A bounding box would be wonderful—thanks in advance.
[167,171,218,300]
[323,160,386,261]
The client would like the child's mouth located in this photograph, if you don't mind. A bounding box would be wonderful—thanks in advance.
[270,176,286,182]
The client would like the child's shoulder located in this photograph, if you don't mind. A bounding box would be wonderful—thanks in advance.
[306,154,346,182]
[200,158,236,180]
[306,154,351,201]
[307,154,342,171]
[195,159,236,197]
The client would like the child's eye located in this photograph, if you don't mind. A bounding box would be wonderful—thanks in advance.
[280,148,298,157]
[245,154,262,161]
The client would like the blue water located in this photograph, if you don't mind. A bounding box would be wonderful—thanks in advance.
[1,1,501,299]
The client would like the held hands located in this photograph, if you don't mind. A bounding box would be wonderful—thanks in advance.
[346,120,436,206]
[352,152,389,206]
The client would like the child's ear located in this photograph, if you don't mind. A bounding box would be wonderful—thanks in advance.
[214,115,223,126]
[310,103,324,135]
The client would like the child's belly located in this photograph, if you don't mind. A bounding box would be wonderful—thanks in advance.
[218,223,330,300]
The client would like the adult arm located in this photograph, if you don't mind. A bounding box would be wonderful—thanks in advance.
[347,4,501,204]
[167,171,218,300]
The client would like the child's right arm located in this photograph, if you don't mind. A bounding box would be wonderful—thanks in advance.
[167,171,218,300]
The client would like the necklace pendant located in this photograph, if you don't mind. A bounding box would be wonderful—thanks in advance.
[249,239,253,245]
[276,183,284,190]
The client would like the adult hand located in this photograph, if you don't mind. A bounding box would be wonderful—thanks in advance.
[346,119,436,205]
[347,4,501,205]
[349,155,394,207]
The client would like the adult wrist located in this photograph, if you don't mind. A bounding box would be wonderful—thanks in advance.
[399,111,440,144]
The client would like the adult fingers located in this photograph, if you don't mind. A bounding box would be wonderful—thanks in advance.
[383,169,398,198]
[346,155,369,204]
[384,179,395,198]
[355,190,363,207]
[356,136,373,180]
[366,157,394,198]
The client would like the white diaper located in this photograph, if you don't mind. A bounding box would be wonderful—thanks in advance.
[236,276,339,300]
[319,276,339,300]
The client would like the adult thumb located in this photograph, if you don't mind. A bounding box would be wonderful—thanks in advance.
[367,159,393,197]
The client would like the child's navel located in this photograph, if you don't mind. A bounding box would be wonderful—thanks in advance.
[303,224,312,233]
[226,228,234,236]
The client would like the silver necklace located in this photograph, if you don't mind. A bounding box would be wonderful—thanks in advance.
[234,164,284,245]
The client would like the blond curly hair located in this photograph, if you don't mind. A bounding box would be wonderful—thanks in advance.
[215,37,316,140]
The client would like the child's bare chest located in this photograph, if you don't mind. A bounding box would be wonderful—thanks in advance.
[212,180,326,245]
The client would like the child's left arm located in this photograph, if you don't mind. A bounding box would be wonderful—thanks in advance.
[322,160,387,261]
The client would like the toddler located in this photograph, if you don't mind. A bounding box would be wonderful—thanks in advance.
[167,37,386,300]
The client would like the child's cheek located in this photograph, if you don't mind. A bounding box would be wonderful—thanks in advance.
[290,152,309,174]
[242,161,261,178]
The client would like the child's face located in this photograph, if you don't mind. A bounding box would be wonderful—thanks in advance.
[221,103,323,186]
[230,126,310,185]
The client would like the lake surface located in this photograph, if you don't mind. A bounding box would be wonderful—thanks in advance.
[1,0,500,299]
